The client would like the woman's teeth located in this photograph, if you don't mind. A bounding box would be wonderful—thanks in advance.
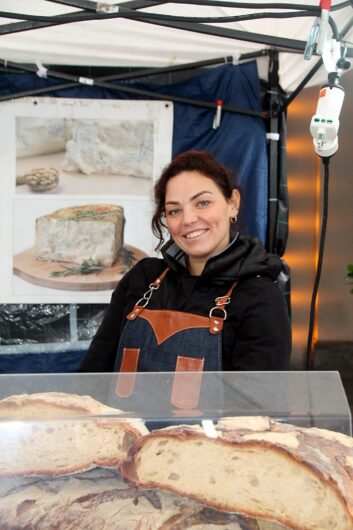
[184,229,207,239]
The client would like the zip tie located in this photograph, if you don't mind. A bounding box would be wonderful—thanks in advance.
[266,132,280,141]
[97,3,119,13]
[212,99,223,130]
[79,77,94,86]
[232,53,240,65]
[35,60,48,78]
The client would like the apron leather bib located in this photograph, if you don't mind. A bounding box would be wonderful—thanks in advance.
[114,268,237,408]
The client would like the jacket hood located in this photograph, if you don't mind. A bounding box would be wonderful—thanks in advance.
[161,235,283,283]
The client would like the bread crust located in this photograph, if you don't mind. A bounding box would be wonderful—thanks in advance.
[0,392,115,416]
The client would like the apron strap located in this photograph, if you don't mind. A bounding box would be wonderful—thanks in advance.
[150,267,170,288]
[127,267,238,336]
[127,267,170,319]
[209,281,238,334]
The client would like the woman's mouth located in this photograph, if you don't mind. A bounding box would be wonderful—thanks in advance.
[183,229,208,240]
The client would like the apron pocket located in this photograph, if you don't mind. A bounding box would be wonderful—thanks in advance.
[115,348,140,398]
[170,355,204,411]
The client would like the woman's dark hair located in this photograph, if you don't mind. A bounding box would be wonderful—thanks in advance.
[152,150,239,250]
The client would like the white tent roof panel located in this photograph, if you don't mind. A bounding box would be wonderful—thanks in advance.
[0,0,352,91]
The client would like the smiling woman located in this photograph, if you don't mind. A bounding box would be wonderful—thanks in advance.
[79,151,291,374]
[164,172,240,276]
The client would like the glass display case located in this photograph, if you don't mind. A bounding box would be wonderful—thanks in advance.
[0,371,351,530]
[0,370,350,433]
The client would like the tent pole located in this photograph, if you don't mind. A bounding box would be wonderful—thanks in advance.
[0,50,269,99]
[266,49,280,254]
[283,58,323,109]
[0,0,165,35]
[0,59,268,119]
[0,8,311,53]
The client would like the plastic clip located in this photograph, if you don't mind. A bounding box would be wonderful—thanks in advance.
[78,77,94,86]
[97,3,120,13]
[304,17,320,60]
[212,99,223,129]
[35,61,48,79]
[266,132,280,141]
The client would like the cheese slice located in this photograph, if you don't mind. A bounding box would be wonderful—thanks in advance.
[33,204,124,267]
[62,119,153,178]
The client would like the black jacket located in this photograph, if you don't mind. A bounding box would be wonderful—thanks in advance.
[79,236,291,372]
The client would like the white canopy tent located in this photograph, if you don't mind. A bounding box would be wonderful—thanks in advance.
[0,0,352,92]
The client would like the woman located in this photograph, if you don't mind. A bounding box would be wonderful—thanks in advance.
[79,150,291,373]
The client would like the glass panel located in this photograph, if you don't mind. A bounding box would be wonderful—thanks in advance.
[0,371,350,435]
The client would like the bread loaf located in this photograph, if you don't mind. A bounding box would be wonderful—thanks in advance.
[0,469,287,530]
[0,392,148,478]
[0,391,127,418]
[121,416,353,530]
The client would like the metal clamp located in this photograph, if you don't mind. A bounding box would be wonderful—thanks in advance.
[209,306,227,320]
[215,295,231,306]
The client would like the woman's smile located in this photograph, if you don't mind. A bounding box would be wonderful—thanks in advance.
[183,228,209,240]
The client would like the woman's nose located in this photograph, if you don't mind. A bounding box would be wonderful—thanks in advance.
[181,206,197,225]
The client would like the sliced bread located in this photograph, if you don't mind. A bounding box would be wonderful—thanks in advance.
[120,416,353,530]
[0,392,147,478]
[0,469,287,530]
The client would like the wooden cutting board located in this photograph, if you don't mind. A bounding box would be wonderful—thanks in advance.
[13,245,148,291]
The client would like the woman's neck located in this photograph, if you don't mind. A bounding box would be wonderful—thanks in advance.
[187,256,206,276]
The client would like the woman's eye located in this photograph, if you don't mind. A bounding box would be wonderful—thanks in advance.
[197,200,210,207]
[166,208,181,217]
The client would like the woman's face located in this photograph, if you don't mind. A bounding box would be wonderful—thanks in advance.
[164,171,240,275]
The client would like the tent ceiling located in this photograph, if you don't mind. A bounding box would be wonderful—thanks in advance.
[0,0,352,92]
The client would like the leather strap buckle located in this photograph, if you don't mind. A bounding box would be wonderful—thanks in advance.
[215,295,231,306]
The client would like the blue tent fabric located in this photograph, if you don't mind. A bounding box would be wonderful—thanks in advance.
[0,61,268,240]
[144,63,268,241]
[0,350,85,374]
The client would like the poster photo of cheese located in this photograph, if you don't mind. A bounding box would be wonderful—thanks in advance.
[10,98,173,196]
[0,98,173,303]
[9,197,154,303]
[16,117,156,196]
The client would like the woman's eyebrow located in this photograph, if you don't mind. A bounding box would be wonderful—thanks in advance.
[165,190,213,206]
[190,190,213,201]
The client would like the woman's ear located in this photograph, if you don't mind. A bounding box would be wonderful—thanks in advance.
[230,188,241,217]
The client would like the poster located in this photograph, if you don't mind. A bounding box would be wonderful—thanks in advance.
[0,98,173,303]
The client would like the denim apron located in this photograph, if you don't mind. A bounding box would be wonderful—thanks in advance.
[114,268,237,409]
